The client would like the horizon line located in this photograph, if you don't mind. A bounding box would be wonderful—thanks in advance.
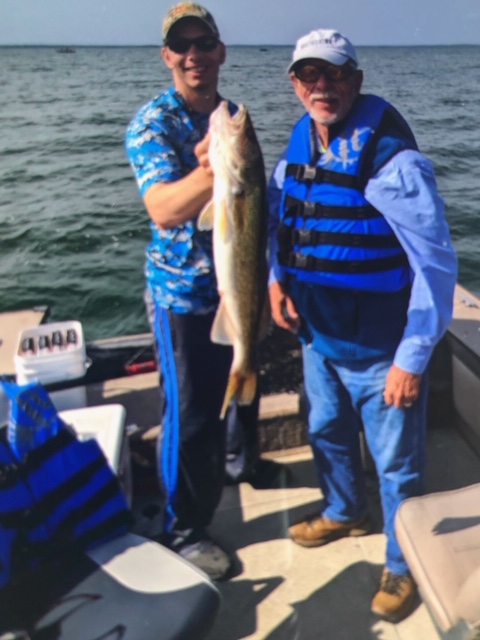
[1,42,480,48]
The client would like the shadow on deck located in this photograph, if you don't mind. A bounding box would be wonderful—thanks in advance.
[83,367,480,640]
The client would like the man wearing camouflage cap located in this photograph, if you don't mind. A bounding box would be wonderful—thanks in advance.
[125,3,263,580]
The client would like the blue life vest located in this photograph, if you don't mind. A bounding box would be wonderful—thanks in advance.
[0,380,132,591]
[0,433,38,590]
[278,94,417,292]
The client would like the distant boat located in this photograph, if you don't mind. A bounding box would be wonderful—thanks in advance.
[56,47,75,54]
[259,48,268,52]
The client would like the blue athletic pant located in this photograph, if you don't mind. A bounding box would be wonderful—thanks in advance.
[148,299,259,537]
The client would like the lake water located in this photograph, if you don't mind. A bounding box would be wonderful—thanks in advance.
[1,45,479,340]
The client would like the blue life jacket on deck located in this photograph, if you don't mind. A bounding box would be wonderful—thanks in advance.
[0,433,38,590]
[278,94,417,292]
[0,380,132,591]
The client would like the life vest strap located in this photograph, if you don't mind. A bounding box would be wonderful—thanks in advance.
[278,223,403,250]
[22,426,73,472]
[280,251,408,274]
[24,455,107,529]
[286,163,360,189]
[0,462,20,491]
[0,506,29,529]
[284,194,382,220]
[55,476,127,535]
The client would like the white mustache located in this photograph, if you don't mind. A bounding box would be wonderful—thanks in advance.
[310,93,336,102]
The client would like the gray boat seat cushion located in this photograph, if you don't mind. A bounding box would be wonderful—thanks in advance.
[33,532,221,640]
[395,483,480,633]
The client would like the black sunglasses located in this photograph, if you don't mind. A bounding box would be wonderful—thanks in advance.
[165,35,220,54]
[293,62,356,83]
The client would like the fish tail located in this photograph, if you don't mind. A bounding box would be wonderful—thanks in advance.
[219,370,257,419]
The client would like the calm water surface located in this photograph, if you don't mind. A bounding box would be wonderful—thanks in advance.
[1,45,479,340]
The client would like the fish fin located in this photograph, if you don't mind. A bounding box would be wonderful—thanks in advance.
[237,371,257,406]
[219,371,257,419]
[210,300,235,345]
[220,373,241,419]
[197,200,215,230]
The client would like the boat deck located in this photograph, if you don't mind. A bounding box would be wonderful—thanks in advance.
[86,372,480,640]
[3,304,480,639]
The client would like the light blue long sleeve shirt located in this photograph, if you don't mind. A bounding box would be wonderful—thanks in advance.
[268,148,458,374]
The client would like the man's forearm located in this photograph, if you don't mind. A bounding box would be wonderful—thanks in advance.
[144,166,213,229]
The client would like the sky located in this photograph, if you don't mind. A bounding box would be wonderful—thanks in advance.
[1,0,480,47]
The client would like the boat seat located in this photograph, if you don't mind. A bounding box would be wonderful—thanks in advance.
[395,484,480,638]
[33,532,221,640]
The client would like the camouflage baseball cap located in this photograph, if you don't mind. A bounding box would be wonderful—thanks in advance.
[162,3,220,41]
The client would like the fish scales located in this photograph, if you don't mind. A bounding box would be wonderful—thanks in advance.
[197,101,269,419]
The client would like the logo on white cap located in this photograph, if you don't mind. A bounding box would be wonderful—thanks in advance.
[288,29,358,72]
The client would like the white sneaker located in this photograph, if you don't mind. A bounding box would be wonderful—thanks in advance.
[177,538,232,581]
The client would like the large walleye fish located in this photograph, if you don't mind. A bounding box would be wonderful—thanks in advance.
[198,100,269,419]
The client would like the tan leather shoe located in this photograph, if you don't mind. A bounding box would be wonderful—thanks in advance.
[371,568,417,622]
[288,514,372,548]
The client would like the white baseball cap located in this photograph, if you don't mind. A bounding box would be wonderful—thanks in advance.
[288,29,358,72]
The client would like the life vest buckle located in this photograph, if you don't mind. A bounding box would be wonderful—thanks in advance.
[297,164,317,182]
[290,252,313,269]
[295,229,312,245]
[303,201,316,217]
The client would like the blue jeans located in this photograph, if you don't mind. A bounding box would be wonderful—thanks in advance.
[303,345,427,576]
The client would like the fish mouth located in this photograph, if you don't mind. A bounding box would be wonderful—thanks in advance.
[212,101,248,135]
[218,100,247,120]
[231,103,247,123]
[208,100,260,181]
[227,104,249,137]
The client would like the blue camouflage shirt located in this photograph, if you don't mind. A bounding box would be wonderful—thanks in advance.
[126,87,234,313]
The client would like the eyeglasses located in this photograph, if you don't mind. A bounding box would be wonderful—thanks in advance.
[165,35,220,54]
[293,62,356,83]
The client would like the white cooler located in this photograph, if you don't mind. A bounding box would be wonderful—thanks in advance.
[59,404,133,506]
[14,320,89,411]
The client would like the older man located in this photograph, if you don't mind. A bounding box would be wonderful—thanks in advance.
[268,29,457,621]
